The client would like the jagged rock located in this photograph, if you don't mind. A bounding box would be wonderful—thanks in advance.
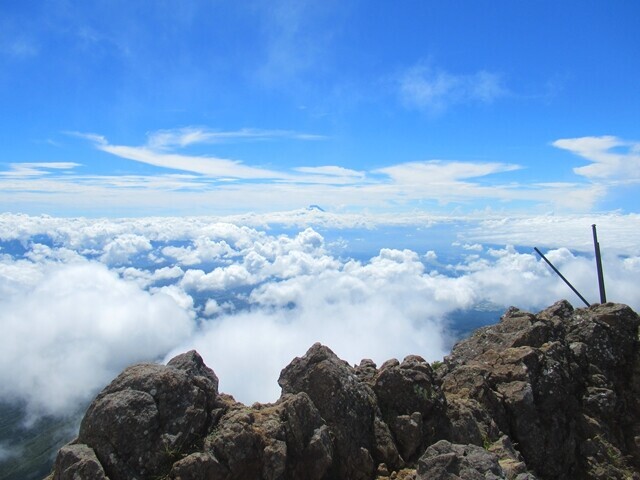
[440,301,640,479]
[487,435,536,480]
[50,444,107,480]
[48,301,640,480]
[278,342,396,478]
[204,405,283,479]
[373,354,448,462]
[279,392,333,478]
[69,350,219,480]
[203,392,333,480]
[169,452,228,480]
[416,440,506,479]
[356,358,379,382]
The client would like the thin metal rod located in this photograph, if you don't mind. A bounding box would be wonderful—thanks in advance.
[534,247,591,307]
[592,224,607,303]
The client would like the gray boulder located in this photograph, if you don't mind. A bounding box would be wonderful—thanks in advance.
[278,343,395,479]
[75,350,219,479]
[50,444,107,480]
[373,354,448,462]
[416,440,505,480]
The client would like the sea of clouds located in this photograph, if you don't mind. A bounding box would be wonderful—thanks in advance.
[0,209,639,422]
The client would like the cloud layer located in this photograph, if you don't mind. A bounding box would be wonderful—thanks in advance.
[0,259,193,419]
[1,130,632,216]
[1,211,639,418]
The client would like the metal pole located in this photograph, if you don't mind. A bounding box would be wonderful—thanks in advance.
[592,224,607,304]
[534,247,591,307]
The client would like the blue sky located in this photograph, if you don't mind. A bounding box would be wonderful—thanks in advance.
[1,0,639,216]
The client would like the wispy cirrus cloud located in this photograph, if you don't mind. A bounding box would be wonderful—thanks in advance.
[255,0,345,87]
[74,128,329,180]
[399,62,508,114]
[0,162,80,178]
[0,130,619,215]
[553,135,640,183]
[146,127,326,150]
[377,160,520,184]
[71,130,290,180]
[100,144,287,179]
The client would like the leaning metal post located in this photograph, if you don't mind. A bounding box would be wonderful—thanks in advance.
[592,224,607,304]
[534,247,591,307]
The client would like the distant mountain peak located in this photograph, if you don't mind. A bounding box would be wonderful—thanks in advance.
[307,205,325,212]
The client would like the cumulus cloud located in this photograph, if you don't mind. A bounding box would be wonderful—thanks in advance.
[1,213,639,413]
[168,241,640,403]
[118,265,184,289]
[0,261,194,418]
[100,233,153,265]
[162,237,235,266]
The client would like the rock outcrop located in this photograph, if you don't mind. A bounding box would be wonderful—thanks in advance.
[48,301,640,480]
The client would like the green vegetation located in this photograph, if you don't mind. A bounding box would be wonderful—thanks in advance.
[0,402,79,480]
[431,360,444,371]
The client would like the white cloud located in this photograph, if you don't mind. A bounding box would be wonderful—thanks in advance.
[100,233,153,265]
[77,129,321,181]
[1,36,38,58]
[0,261,194,418]
[1,213,640,412]
[399,62,507,114]
[0,256,46,298]
[0,162,80,178]
[553,135,640,182]
[162,237,235,266]
[150,284,195,312]
[118,265,184,288]
[467,212,640,255]
[1,130,625,214]
[181,264,257,292]
[99,143,287,179]
[377,160,521,184]
[147,127,326,150]
[169,241,640,404]
[292,165,367,185]
[203,299,224,317]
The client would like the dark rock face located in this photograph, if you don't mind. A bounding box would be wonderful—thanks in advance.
[74,350,219,479]
[372,354,448,462]
[48,302,640,480]
[51,444,107,480]
[416,440,506,480]
[441,301,640,479]
[278,342,395,479]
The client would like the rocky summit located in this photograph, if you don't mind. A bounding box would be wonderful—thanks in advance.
[47,301,640,480]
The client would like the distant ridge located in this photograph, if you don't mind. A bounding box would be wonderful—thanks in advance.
[307,204,326,212]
